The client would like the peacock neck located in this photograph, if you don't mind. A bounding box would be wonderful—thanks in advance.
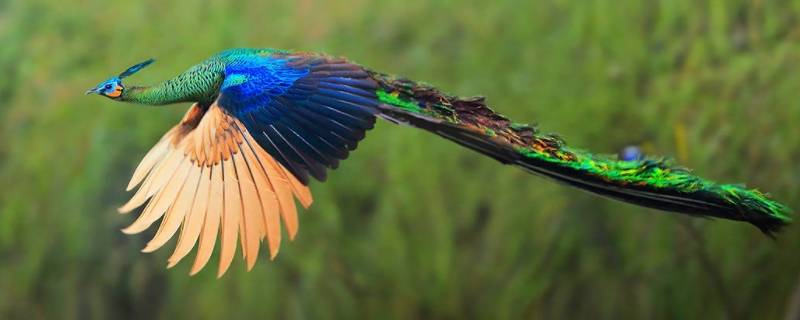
[120,62,224,106]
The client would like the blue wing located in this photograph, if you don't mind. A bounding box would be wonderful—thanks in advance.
[218,53,380,184]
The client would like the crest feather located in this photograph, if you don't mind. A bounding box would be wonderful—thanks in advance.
[119,59,155,79]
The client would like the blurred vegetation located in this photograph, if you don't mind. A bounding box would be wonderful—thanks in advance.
[1,0,799,319]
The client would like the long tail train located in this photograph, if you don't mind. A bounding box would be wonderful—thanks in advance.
[367,71,791,235]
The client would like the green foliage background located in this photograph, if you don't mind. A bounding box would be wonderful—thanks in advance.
[1,0,799,319]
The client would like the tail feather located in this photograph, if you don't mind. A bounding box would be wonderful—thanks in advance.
[368,71,791,235]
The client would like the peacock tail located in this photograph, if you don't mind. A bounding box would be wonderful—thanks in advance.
[87,48,791,276]
[368,71,790,235]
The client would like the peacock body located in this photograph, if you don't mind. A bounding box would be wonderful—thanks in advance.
[86,48,791,276]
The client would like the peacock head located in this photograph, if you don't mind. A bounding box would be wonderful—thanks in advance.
[86,58,155,99]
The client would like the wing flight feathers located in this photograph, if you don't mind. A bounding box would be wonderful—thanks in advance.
[120,102,310,276]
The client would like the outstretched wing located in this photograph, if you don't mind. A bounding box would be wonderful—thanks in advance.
[217,53,380,184]
[119,103,312,277]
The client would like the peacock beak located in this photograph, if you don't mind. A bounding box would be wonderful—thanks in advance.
[85,87,99,95]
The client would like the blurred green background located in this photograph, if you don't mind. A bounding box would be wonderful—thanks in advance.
[1,0,799,319]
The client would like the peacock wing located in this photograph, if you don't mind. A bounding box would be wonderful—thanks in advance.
[217,53,380,185]
[119,102,312,277]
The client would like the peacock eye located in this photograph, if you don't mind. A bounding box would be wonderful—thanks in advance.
[104,84,112,90]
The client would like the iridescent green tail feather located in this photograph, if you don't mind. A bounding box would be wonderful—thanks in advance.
[368,71,791,235]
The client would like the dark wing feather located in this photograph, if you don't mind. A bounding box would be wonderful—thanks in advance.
[218,54,379,184]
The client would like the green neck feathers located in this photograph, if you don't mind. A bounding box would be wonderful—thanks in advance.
[121,63,224,106]
[118,48,287,106]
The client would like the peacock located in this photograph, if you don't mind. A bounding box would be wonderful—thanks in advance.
[86,48,791,277]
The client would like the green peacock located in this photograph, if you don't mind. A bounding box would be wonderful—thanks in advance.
[86,48,791,277]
